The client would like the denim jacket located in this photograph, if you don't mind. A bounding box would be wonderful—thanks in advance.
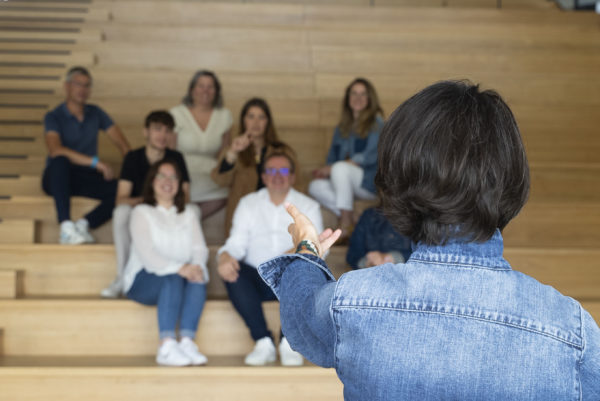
[325,116,384,194]
[258,230,600,400]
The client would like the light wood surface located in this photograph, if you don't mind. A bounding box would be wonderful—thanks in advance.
[0,269,23,299]
[0,219,34,244]
[0,361,342,401]
[1,244,600,300]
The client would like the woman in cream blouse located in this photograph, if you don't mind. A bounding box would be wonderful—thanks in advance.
[170,70,232,218]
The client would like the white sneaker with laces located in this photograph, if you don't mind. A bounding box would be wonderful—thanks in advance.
[75,218,95,243]
[279,337,304,366]
[60,221,86,245]
[100,278,123,298]
[244,336,276,366]
[156,338,192,367]
[178,337,208,365]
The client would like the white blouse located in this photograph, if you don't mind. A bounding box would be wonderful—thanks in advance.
[123,204,209,292]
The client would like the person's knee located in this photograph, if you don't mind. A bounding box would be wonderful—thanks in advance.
[113,204,132,227]
[330,161,353,181]
[308,179,327,197]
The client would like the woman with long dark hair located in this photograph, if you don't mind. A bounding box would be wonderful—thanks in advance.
[124,160,209,367]
[211,97,295,235]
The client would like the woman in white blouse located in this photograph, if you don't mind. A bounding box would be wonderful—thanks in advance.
[124,160,210,367]
[170,70,232,218]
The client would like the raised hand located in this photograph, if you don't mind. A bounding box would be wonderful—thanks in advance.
[286,202,342,258]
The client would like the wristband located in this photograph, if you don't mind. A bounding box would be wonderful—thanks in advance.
[296,239,319,257]
[91,156,99,169]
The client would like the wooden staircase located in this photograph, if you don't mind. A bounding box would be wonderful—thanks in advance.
[1,1,599,400]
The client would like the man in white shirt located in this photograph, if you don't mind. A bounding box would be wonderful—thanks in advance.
[218,147,323,366]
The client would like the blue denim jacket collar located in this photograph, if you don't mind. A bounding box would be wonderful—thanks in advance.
[410,229,511,271]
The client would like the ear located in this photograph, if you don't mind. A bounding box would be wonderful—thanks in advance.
[261,172,267,184]
[289,172,296,186]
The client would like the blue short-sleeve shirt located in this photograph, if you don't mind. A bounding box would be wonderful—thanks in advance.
[44,102,114,159]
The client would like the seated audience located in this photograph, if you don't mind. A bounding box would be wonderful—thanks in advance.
[259,81,600,399]
[217,147,323,366]
[211,97,294,235]
[170,70,232,219]
[309,78,384,240]
[123,160,209,367]
[346,207,412,269]
[42,66,130,244]
[101,111,192,298]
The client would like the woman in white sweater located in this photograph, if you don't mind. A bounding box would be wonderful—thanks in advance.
[124,159,209,366]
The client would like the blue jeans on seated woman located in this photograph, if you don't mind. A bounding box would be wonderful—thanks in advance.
[127,269,206,340]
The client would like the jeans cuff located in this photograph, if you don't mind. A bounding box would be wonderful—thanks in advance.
[159,330,177,340]
[179,329,196,339]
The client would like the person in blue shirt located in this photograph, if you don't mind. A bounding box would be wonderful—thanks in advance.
[42,66,130,244]
[259,80,600,400]
[346,207,412,269]
[308,78,384,241]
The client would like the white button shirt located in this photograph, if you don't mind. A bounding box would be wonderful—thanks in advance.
[218,188,324,268]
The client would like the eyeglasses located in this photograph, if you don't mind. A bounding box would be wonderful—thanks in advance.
[264,167,291,176]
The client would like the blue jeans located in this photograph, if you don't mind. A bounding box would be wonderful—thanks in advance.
[41,156,116,228]
[127,269,206,340]
[224,262,280,341]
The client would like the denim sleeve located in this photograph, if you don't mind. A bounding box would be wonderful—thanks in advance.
[581,307,600,400]
[360,118,383,169]
[258,254,337,368]
[325,128,341,165]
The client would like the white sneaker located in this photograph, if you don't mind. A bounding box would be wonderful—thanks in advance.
[75,218,95,243]
[178,337,208,366]
[244,336,276,366]
[279,337,304,366]
[60,221,86,245]
[100,278,123,298]
[156,338,192,367]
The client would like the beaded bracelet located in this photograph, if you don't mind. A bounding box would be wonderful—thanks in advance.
[295,239,319,257]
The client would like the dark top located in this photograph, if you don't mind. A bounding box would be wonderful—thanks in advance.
[120,147,190,197]
[346,207,412,269]
[218,146,267,191]
[44,102,114,161]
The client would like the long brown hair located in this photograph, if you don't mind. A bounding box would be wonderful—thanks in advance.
[236,97,280,167]
[338,78,383,139]
[142,160,186,213]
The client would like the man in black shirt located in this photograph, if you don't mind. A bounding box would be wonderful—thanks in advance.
[101,111,193,298]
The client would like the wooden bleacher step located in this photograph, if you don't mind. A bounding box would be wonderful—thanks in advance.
[0,219,34,244]
[0,360,342,401]
[0,269,24,299]
[0,299,280,356]
[1,244,600,301]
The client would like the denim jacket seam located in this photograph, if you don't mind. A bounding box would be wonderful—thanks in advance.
[334,304,582,348]
[411,257,511,271]
[576,305,584,400]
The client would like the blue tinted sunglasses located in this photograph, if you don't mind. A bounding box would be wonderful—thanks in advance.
[264,167,291,176]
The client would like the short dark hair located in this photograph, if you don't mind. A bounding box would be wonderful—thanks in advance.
[144,110,175,130]
[182,70,223,108]
[65,66,92,83]
[375,80,530,245]
[142,160,186,213]
[263,142,297,174]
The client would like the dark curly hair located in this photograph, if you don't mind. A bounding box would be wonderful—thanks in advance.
[375,80,529,245]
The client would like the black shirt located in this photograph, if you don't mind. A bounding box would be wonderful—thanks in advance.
[120,147,190,197]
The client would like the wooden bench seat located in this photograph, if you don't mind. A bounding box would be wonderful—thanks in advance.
[0,357,342,401]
